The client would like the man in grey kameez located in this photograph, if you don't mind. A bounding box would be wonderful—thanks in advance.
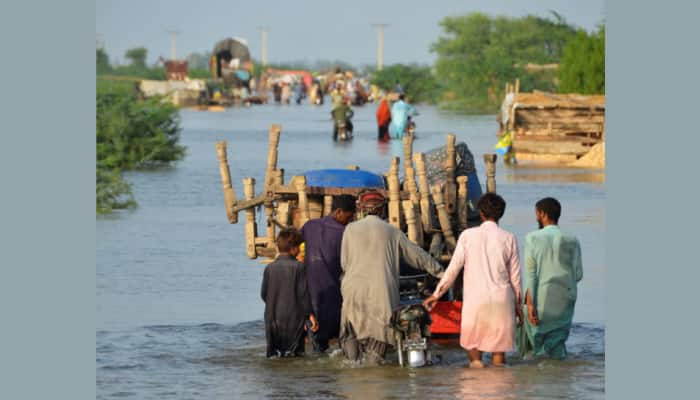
[339,190,444,363]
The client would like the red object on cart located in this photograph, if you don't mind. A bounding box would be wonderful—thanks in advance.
[429,301,462,334]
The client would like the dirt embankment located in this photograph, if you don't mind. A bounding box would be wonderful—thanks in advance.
[570,142,605,169]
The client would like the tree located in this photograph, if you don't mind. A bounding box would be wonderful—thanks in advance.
[370,64,441,104]
[96,48,111,74]
[431,12,577,112]
[125,47,148,69]
[558,25,605,94]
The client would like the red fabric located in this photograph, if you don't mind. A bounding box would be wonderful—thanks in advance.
[429,301,462,334]
[376,99,391,126]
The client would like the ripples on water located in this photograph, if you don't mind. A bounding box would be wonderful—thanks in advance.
[97,321,603,399]
[97,103,605,399]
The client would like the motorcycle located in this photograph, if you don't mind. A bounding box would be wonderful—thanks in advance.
[391,273,435,367]
[405,116,417,138]
[336,119,352,141]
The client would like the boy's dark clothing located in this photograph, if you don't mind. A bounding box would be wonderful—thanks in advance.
[261,255,312,357]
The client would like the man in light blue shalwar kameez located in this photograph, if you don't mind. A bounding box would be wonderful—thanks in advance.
[518,197,583,360]
[388,94,417,139]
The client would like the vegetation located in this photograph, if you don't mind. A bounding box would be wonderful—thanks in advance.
[97,47,166,80]
[96,70,185,213]
[558,25,605,94]
[370,64,442,104]
[96,168,136,214]
[431,12,578,113]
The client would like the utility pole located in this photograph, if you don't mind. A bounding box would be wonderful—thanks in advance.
[167,30,181,61]
[96,33,104,49]
[257,26,270,66]
[371,23,389,71]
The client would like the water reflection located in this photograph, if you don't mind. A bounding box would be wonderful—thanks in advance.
[454,367,518,400]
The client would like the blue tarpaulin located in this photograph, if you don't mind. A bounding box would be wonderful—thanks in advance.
[304,169,385,189]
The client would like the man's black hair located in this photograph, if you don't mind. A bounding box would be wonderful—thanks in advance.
[276,228,303,253]
[332,194,356,212]
[477,193,506,222]
[535,197,561,223]
[398,94,405,101]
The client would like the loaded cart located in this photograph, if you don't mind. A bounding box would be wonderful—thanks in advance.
[215,125,500,340]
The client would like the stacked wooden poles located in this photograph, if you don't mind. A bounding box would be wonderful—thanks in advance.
[215,141,238,224]
[402,134,423,246]
[483,154,498,193]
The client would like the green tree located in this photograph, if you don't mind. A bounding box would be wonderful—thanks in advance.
[431,12,577,112]
[559,25,605,94]
[96,80,186,213]
[125,47,148,69]
[97,48,111,73]
[370,64,441,104]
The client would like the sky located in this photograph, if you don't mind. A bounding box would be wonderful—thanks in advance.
[96,0,605,66]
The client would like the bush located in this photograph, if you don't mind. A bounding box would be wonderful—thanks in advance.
[370,64,442,104]
[96,168,136,213]
[97,84,185,170]
[559,26,605,94]
[96,79,185,213]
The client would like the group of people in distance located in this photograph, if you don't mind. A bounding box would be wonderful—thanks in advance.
[261,190,583,367]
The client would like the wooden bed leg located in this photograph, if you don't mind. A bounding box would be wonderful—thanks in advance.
[414,152,432,233]
[295,175,310,227]
[445,133,457,216]
[402,200,423,247]
[323,195,333,216]
[243,177,258,259]
[457,176,469,232]
[483,154,498,193]
[387,158,401,229]
[215,141,238,224]
[431,184,456,251]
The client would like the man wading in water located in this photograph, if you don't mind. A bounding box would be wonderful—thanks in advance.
[338,190,444,364]
[423,193,523,367]
[518,197,583,360]
[300,195,356,352]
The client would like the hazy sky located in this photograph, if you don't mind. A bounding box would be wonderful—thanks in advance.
[96,0,605,66]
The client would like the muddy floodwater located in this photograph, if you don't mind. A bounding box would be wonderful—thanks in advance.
[97,103,605,399]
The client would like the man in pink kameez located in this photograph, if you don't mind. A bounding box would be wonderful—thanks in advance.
[424,193,523,367]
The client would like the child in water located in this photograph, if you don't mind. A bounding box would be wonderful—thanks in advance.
[261,228,318,357]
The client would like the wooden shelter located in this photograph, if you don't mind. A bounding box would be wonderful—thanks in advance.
[499,79,605,163]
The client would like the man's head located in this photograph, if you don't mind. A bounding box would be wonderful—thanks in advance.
[331,194,356,225]
[398,94,405,101]
[535,197,561,228]
[477,193,506,223]
[276,227,303,257]
[357,189,387,219]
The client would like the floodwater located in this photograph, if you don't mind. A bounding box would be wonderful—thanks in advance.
[97,102,605,399]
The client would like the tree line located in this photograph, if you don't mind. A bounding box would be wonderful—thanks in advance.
[372,12,605,113]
